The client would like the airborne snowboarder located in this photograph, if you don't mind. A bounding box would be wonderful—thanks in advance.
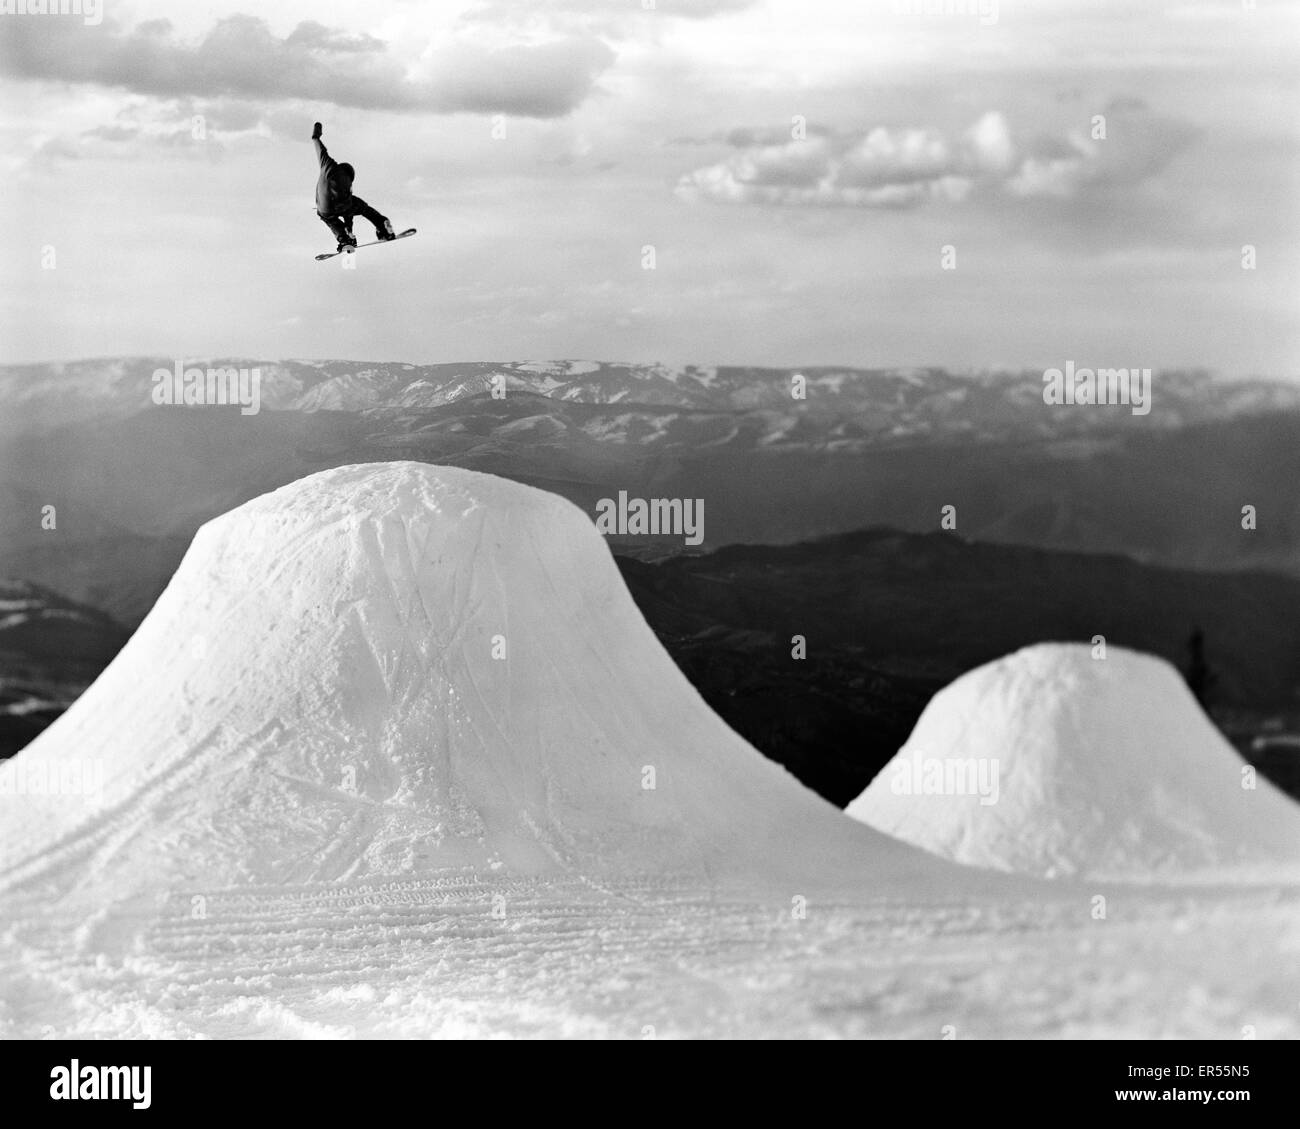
[312,121,398,254]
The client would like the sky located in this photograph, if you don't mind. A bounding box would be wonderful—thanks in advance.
[0,0,1297,374]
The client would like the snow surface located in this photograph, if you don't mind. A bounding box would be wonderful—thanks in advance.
[847,644,1300,882]
[1,466,1298,1038]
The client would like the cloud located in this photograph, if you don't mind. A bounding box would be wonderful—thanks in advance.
[30,116,226,164]
[1007,113,1198,201]
[83,123,140,143]
[668,123,836,148]
[423,36,615,117]
[283,22,387,54]
[677,109,1196,208]
[0,13,615,118]
[462,0,759,27]
[676,112,1011,209]
[1104,95,1148,114]
[201,101,264,132]
[642,0,759,18]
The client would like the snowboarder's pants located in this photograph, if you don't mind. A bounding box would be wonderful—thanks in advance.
[318,196,388,243]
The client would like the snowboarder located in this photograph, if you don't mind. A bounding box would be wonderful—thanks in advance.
[313,121,397,254]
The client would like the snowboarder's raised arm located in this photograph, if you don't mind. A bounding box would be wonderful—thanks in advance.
[312,121,333,171]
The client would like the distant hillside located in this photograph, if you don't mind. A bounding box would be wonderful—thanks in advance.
[0,579,130,758]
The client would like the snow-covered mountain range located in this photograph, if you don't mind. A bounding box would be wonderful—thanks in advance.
[3,357,1300,632]
[3,357,1297,439]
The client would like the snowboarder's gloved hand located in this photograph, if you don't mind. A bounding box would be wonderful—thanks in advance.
[312,121,323,139]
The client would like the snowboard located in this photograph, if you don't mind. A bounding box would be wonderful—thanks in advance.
[315,228,417,261]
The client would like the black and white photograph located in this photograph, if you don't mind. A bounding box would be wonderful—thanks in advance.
[0,0,1298,1094]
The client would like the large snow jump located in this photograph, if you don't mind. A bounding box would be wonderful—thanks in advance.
[0,463,953,915]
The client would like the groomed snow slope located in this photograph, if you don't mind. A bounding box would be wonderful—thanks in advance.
[846,644,1300,881]
[0,462,955,921]
[3,473,1299,1038]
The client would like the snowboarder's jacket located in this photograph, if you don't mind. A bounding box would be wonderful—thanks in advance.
[314,136,353,215]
